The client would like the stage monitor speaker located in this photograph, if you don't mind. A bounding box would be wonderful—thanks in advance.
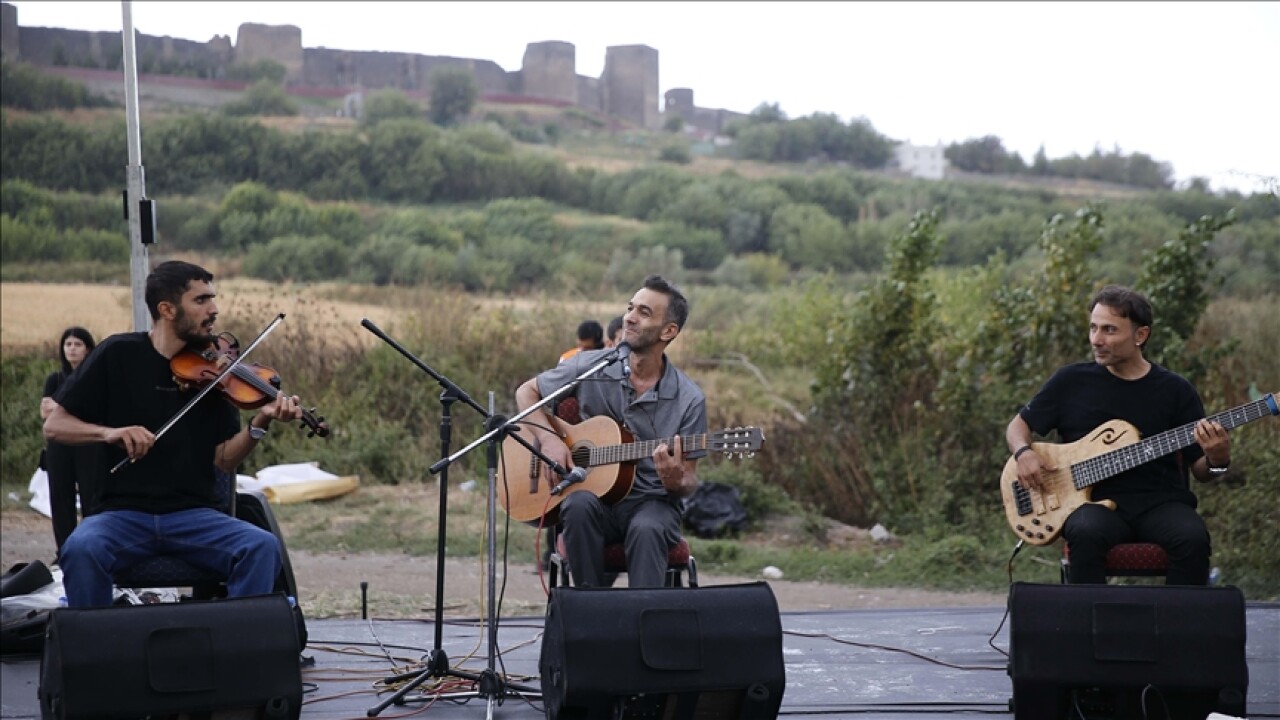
[1008,581,1248,720]
[541,582,785,720]
[39,593,301,720]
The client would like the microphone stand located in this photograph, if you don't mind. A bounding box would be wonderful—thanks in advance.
[360,320,552,717]
[429,345,629,477]
[426,345,630,719]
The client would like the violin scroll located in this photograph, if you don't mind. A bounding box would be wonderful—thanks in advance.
[299,406,330,439]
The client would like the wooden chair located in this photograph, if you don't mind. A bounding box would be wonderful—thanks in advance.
[1059,542,1170,584]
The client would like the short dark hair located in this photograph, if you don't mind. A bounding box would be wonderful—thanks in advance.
[642,274,689,330]
[1090,284,1154,346]
[57,326,96,375]
[606,314,624,342]
[577,320,604,348]
[145,261,213,320]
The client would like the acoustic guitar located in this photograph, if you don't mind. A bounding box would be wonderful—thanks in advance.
[1001,391,1277,545]
[498,415,764,525]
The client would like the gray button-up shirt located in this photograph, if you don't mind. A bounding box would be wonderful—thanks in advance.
[535,348,707,499]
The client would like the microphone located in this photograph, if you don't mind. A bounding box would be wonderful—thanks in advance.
[616,341,632,377]
[550,466,588,496]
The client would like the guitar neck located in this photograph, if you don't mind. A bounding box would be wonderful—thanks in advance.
[589,434,709,467]
[1072,394,1277,489]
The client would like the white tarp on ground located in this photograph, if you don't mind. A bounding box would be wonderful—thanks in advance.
[237,462,360,504]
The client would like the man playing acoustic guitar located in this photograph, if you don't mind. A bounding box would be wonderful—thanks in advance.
[1005,285,1231,585]
[515,275,707,588]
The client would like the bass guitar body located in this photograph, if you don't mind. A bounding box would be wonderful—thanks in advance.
[999,419,1138,545]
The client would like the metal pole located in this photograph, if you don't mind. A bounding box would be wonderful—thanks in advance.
[121,1,150,332]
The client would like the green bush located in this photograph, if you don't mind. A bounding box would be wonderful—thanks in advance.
[1,355,54,488]
[242,235,349,282]
[0,60,115,110]
[710,253,790,290]
[0,215,126,263]
[637,221,726,271]
[349,234,417,286]
[361,89,422,128]
[225,59,287,84]
[658,143,692,164]
[222,80,299,117]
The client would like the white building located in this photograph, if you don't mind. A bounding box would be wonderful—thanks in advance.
[893,142,948,180]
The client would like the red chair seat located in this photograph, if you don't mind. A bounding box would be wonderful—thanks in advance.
[600,537,692,571]
[1061,541,1169,582]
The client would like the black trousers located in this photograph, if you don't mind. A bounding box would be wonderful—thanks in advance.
[559,493,681,588]
[1062,501,1211,585]
[45,441,103,554]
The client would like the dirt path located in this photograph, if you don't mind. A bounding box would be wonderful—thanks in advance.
[1,508,1005,619]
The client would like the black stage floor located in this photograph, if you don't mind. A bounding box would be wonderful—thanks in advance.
[3,595,1277,719]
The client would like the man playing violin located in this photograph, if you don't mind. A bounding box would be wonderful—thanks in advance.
[44,260,302,607]
[514,275,707,588]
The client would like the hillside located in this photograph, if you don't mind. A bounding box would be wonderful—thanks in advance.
[3,60,1278,600]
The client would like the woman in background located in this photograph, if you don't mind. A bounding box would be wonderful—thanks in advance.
[41,327,100,557]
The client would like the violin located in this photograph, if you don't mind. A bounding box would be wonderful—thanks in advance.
[171,333,330,438]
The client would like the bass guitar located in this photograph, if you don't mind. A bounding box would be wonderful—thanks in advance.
[498,415,764,525]
[1001,391,1277,545]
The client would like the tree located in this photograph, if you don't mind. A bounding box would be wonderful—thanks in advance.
[946,135,1018,174]
[222,80,298,117]
[429,67,478,126]
[1137,211,1235,377]
[361,89,421,128]
[1031,145,1050,175]
[747,102,787,125]
[768,202,846,270]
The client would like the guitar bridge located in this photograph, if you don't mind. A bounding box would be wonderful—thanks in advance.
[527,456,541,493]
[1012,481,1033,517]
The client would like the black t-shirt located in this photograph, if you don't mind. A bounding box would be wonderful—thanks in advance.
[1018,362,1205,517]
[43,371,66,399]
[53,332,239,513]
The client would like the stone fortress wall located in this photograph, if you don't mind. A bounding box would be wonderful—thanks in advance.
[0,2,744,133]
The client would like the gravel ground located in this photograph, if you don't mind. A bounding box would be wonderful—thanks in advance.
[2,508,1006,619]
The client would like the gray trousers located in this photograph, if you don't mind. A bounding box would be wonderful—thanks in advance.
[559,492,681,588]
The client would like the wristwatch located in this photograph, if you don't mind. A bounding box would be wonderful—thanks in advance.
[248,423,268,440]
[1207,460,1229,476]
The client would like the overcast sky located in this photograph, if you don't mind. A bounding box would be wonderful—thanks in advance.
[10,1,1278,194]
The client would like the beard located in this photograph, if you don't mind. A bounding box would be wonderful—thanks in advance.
[174,306,216,346]
[625,325,662,353]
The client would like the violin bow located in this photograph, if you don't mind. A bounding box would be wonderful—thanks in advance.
[110,313,287,474]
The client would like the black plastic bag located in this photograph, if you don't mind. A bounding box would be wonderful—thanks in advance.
[683,482,748,538]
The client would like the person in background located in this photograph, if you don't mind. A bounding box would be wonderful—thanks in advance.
[44,261,301,607]
[604,314,625,348]
[559,320,605,363]
[41,326,101,557]
[1006,285,1229,585]
[517,275,706,587]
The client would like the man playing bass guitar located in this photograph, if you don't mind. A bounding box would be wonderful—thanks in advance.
[514,275,707,588]
[1005,285,1231,585]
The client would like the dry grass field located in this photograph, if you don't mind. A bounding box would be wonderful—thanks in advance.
[0,279,403,354]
